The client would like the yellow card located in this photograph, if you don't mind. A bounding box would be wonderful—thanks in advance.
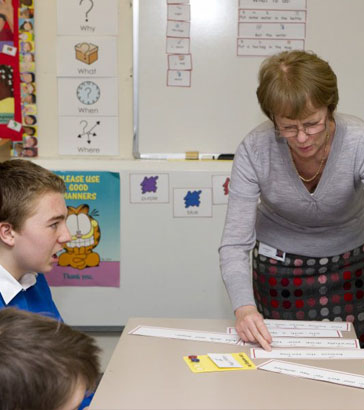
[184,352,256,373]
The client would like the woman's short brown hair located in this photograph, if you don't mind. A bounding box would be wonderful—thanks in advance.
[256,50,339,121]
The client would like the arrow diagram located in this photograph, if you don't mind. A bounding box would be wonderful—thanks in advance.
[77,120,101,144]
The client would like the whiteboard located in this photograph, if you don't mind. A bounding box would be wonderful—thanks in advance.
[134,0,364,157]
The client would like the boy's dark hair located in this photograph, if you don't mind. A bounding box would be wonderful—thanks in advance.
[0,308,101,410]
[0,159,66,231]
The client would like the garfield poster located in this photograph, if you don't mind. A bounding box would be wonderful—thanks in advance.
[46,171,120,287]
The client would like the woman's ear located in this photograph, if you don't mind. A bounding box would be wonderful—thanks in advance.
[0,222,15,246]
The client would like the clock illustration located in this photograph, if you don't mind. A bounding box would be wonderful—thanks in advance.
[76,81,101,105]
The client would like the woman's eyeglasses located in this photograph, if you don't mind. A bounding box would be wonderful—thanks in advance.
[275,118,326,139]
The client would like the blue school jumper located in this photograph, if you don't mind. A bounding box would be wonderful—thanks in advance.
[0,273,93,410]
[0,273,62,320]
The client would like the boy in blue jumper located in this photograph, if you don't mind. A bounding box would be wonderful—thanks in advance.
[0,159,94,409]
[0,159,70,317]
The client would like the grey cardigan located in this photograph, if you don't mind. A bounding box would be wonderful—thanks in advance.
[219,113,364,311]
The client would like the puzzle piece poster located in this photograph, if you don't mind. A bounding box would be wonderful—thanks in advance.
[46,171,121,287]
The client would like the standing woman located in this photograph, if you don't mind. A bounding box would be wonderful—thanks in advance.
[219,50,364,350]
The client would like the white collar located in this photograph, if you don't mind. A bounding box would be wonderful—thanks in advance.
[0,264,37,305]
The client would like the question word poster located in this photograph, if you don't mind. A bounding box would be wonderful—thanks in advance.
[46,171,120,287]
[58,77,118,116]
[57,0,118,35]
[58,116,119,156]
[57,36,118,78]
[57,77,119,156]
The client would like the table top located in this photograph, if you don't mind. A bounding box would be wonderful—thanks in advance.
[90,317,364,410]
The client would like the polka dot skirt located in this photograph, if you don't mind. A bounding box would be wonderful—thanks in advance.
[252,242,364,346]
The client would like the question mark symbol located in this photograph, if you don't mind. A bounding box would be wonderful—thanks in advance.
[79,0,94,22]
[85,87,92,99]
[78,120,88,138]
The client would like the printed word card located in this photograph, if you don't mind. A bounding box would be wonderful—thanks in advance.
[129,325,243,345]
[259,360,364,390]
[264,319,351,331]
[268,338,359,349]
[228,319,350,332]
[228,327,342,338]
[251,348,364,360]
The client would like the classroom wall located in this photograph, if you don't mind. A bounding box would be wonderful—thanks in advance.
[33,158,234,327]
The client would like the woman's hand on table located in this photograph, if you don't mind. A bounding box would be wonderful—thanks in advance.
[235,305,272,351]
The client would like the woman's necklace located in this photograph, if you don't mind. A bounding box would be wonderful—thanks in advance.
[290,131,330,183]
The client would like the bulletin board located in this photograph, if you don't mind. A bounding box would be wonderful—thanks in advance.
[134,0,364,158]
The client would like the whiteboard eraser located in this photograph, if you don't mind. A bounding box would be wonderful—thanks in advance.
[185,151,199,160]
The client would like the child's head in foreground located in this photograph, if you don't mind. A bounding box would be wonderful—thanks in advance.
[0,307,101,410]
